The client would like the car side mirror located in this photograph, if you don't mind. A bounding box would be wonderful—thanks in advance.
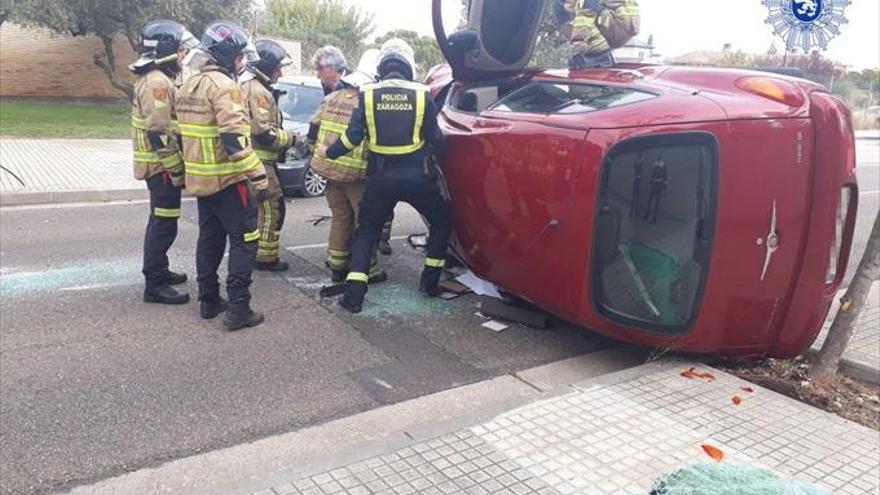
[460,92,478,112]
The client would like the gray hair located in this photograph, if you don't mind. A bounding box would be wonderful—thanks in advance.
[310,45,347,72]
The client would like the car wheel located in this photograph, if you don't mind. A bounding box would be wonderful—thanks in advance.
[300,165,327,197]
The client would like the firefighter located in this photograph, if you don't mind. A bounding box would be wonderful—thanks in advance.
[311,46,395,256]
[240,40,301,271]
[553,0,640,69]
[320,39,450,313]
[130,20,199,305]
[308,51,386,285]
[176,22,268,330]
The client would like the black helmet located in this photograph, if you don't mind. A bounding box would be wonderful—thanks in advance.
[141,20,198,61]
[201,21,258,73]
[251,40,293,81]
[378,52,414,81]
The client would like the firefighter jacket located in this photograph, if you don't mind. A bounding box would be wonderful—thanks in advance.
[131,68,185,181]
[240,77,296,164]
[176,65,268,197]
[558,0,640,54]
[325,79,444,166]
[308,85,368,183]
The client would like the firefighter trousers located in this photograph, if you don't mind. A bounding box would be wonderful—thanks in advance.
[196,181,260,307]
[142,171,182,289]
[256,163,286,263]
[325,180,381,276]
[348,165,450,282]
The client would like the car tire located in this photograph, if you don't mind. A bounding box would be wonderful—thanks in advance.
[299,164,327,197]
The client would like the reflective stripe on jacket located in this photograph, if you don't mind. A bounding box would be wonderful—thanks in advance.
[310,86,368,183]
[131,69,183,180]
[176,66,267,197]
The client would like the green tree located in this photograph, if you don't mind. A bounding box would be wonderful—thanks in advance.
[261,0,374,69]
[5,0,253,98]
[372,30,444,75]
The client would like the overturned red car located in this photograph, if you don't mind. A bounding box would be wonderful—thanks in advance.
[429,0,858,358]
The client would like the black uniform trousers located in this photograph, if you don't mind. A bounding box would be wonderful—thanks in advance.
[143,171,182,289]
[196,181,259,307]
[349,164,451,279]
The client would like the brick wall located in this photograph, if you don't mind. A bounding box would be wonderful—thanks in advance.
[0,24,137,99]
[0,24,304,99]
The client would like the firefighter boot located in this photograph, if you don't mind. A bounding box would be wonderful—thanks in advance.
[331,268,349,284]
[339,281,368,314]
[144,285,190,305]
[419,266,443,297]
[164,270,188,285]
[255,260,290,272]
[378,239,392,256]
[200,297,229,320]
[223,304,265,331]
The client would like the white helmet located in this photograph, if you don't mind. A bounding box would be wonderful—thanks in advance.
[340,48,379,88]
[377,38,417,81]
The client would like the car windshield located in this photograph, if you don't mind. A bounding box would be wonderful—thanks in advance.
[277,84,324,123]
[490,82,656,114]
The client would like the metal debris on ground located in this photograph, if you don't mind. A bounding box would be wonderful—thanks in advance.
[479,296,549,328]
[481,320,509,332]
[456,270,502,299]
[308,215,331,226]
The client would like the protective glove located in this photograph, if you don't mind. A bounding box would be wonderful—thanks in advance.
[291,134,311,158]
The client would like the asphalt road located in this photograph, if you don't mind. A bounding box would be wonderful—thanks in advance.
[0,139,876,495]
[0,196,608,495]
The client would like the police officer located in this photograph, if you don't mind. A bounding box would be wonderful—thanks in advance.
[308,50,386,285]
[240,40,301,272]
[130,20,199,305]
[320,39,451,313]
[553,0,640,69]
[176,22,268,330]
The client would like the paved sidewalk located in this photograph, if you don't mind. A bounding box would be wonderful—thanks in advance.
[245,361,878,495]
[0,139,142,205]
[812,281,880,384]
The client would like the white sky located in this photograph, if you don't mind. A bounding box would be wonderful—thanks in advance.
[341,0,879,70]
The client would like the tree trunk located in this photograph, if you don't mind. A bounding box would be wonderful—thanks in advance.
[810,209,880,381]
[93,35,133,100]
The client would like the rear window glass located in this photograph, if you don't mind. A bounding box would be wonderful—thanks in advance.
[489,82,656,114]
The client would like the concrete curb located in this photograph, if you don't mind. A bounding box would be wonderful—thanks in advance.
[0,188,148,207]
[855,131,880,141]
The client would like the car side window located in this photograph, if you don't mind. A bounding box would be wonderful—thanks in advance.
[490,82,656,114]
[448,81,531,114]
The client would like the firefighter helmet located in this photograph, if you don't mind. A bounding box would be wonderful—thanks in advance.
[377,38,417,81]
[132,20,198,73]
[200,22,258,73]
[250,40,293,81]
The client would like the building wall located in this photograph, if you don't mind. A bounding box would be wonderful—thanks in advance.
[0,24,138,99]
[0,24,303,99]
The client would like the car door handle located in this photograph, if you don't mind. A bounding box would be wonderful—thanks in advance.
[473,118,510,130]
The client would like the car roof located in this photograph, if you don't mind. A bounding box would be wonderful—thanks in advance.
[276,75,322,89]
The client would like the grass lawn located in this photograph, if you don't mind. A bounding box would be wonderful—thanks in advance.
[0,98,130,139]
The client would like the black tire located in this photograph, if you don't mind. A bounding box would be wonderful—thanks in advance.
[299,164,327,197]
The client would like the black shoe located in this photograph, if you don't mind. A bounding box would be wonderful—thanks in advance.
[255,260,289,272]
[200,297,228,320]
[163,270,188,285]
[223,307,265,331]
[331,268,349,284]
[379,240,392,256]
[368,271,388,285]
[144,285,190,305]
[339,282,367,314]
[419,266,443,297]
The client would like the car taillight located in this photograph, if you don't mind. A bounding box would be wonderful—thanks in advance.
[826,185,855,285]
[735,77,806,107]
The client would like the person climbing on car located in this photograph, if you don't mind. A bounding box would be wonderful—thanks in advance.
[553,0,640,69]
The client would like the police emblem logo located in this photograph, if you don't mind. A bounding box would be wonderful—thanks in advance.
[763,0,850,52]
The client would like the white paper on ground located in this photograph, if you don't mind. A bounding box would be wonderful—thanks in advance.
[482,320,509,332]
[456,270,503,299]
